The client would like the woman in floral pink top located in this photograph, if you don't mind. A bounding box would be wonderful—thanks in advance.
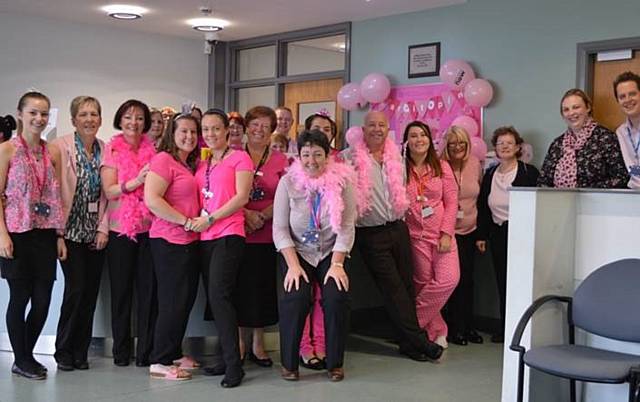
[0,91,66,380]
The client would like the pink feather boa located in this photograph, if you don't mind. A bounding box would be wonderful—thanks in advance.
[351,136,409,217]
[108,134,156,240]
[287,159,355,234]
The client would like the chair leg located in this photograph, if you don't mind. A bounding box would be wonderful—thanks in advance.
[629,366,640,402]
[516,354,525,402]
[570,379,576,402]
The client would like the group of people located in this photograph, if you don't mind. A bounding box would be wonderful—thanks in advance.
[0,70,638,388]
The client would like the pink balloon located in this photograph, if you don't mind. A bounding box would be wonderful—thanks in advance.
[464,78,494,107]
[360,73,391,103]
[337,83,364,111]
[520,143,533,163]
[470,137,488,161]
[439,60,476,90]
[451,115,479,138]
[345,126,363,147]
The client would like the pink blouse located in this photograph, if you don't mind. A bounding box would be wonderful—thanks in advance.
[148,152,199,245]
[196,150,253,241]
[3,137,64,233]
[245,150,289,244]
[449,156,482,235]
[405,160,458,245]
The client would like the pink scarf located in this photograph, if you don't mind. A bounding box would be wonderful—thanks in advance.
[288,159,354,233]
[109,134,156,239]
[553,119,597,188]
[351,136,409,217]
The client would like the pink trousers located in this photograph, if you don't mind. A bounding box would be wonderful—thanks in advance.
[411,239,460,341]
[299,282,325,357]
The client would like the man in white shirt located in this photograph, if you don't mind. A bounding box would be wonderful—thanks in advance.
[274,106,297,154]
[613,71,640,189]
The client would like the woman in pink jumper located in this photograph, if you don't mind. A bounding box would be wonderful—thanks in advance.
[0,91,66,380]
[403,121,459,349]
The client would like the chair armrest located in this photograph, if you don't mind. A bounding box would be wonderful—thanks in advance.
[509,295,572,354]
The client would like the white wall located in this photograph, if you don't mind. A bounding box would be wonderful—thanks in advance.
[0,12,208,142]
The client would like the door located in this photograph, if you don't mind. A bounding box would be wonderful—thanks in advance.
[591,51,640,131]
[283,78,344,147]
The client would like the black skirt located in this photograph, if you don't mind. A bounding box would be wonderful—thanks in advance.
[0,229,57,281]
[234,242,278,327]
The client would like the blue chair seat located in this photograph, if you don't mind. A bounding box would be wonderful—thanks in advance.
[524,345,640,383]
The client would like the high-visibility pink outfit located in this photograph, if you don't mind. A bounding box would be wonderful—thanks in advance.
[405,160,460,341]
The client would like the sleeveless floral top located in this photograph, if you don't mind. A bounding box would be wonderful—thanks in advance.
[3,137,64,233]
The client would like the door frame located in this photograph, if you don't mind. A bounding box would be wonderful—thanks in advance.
[577,36,640,96]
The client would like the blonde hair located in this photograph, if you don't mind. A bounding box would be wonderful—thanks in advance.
[441,125,471,161]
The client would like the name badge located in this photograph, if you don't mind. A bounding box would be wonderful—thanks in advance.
[421,206,434,218]
[630,164,640,177]
[200,209,209,217]
[88,202,99,213]
[256,171,264,177]
[456,209,464,219]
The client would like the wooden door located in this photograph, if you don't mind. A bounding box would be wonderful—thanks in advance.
[592,51,640,131]
[283,78,344,147]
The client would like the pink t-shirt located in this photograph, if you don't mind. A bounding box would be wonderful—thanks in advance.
[245,150,289,244]
[196,150,253,241]
[148,152,199,244]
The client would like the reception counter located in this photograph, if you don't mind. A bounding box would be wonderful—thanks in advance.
[501,188,640,402]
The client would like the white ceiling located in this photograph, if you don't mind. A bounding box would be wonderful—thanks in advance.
[0,0,465,41]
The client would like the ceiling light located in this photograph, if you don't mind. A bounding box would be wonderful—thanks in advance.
[187,17,227,32]
[102,4,147,20]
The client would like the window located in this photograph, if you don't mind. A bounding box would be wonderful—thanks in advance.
[236,86,276,115]
[286,35,346,76]
[236,45,276,81]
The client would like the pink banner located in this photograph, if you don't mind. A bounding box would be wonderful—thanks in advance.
[369,82,483,148]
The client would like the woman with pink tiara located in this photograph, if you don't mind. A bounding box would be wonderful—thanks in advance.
[0,91,66,379]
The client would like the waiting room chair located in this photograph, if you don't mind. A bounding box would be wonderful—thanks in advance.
[510,258,640,402]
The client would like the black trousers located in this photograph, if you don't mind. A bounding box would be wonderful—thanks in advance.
[200,235,245,377]
[355,221,429,353]
[55,240,105,364]
[149,238,199,365]
[488,222,508,333]
[444,231,477,335]
[278,253,349,371]
[106,231,157,362]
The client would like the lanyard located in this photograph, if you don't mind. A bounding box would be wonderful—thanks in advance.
[307,192,321,230]
[204,146,229,196]
[627,126,640,161]
[74,133,101,196]
[246,145,270,179]
[411,167,427,199]
[18,135,47,198]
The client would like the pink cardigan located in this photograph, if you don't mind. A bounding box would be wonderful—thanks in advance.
[52,133,109,235]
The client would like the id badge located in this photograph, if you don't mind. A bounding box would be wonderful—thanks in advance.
[301,229,320,245]
[630,164,640,177]
[33,202,51,217]
[255,171,264,177]
[88,202,99,213]
[200,209,209,217]
[421,206,434,218]
[456,209,464,219]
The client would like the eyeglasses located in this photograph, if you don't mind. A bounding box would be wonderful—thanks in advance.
[447,141,467,148]
[496,141,516,147]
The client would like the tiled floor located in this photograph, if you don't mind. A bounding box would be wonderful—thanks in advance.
[0,335,503,402]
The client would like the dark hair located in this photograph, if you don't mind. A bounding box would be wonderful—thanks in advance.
[1,115,16,141]
[560,89,592,116]
[613,71,640,99]
[245,106,277,132]
[157,114,200,171]
[203,108,229,127]
[113,99,152,133]
[228,111,245,130]
[491,126,524,158]
[191,106,203,118]
[402,121,442,178]
[297,129,330,156]
[18,91,50,112]
[304,113,337,139]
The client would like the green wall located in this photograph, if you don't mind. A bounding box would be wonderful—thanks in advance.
[350,0,640,165]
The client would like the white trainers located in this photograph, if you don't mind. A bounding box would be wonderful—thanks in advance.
[435,335,449,349]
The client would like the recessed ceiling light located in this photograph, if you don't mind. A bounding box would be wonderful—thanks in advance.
[187,17,228,32]
[102,4,147,20]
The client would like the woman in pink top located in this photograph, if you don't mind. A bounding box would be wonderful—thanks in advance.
[403,121,459,350]
[101,99,157,367]
[195,109,252,387]
[144,114,201,381]
[441,126,484,346]
[236,106,288,368]
[0,91,66,380]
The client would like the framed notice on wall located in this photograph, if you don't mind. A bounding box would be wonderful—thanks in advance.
[408,42,441,78]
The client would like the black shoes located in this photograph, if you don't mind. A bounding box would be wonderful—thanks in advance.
[57,361,75,371]
[203,364,226,376]
[12,363,46,380]
[299,356,325,370]
[448,332,468,346]
[135,360,150,367]
[247,351,273,367]
[114,357,130,366]
[399,347,432,362]
[220,369,245,388]
[467,330,484,344]
[74,360,89,370]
